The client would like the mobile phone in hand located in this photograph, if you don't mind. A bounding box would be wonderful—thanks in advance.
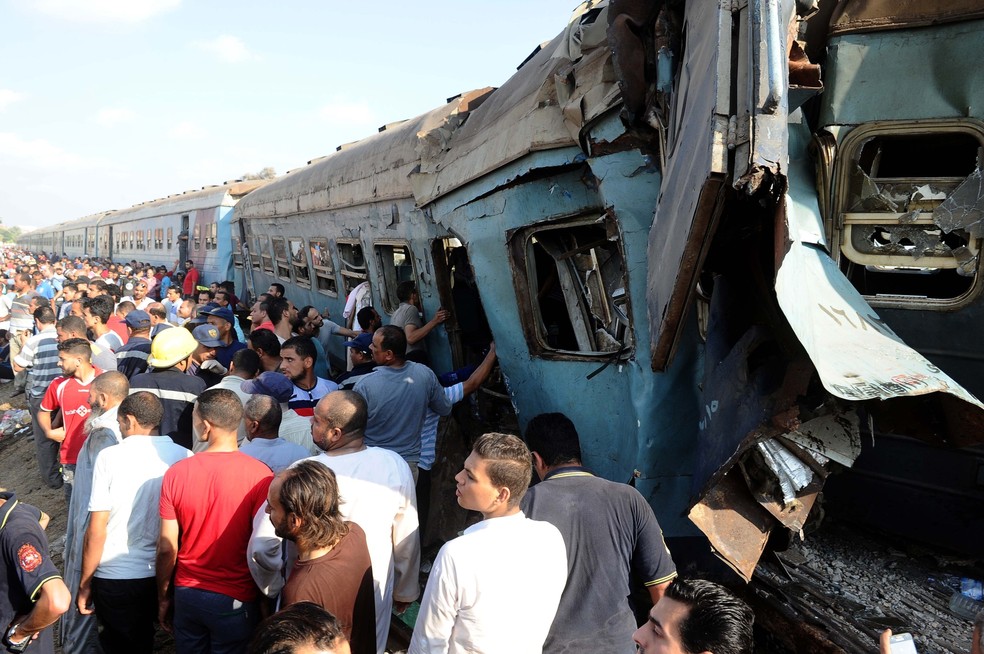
[889,633,918,654]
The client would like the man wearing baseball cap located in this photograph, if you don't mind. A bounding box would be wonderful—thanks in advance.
[128,328,206,450]
[335,333,377,390]
[202,306,246,369]
[115,310,153,379]
[190,324,226,388]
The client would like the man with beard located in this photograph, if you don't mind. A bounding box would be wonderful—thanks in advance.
[78,392,190,654]
[298,305,357,378]
[202,306,246,369]
[280,337,336,418]
[60,372,128,654]
[37,338,102,503]
[267,461,376,654]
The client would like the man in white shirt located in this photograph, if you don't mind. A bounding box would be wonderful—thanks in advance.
[306,390,420,654]
[76,391,191,654]
[241,371,318,455]
[410,433,568,654]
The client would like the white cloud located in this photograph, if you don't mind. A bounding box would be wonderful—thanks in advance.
[168,121,207,140]
[0,132,88,169]
[194,35,258,63]
[319,99,376,126]
[94,107,135,126]
[25,0,180,23]
[0,89,26,111]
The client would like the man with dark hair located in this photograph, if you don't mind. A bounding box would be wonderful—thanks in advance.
[268,462,375,654]
[162,286,182,324]
[37,338,101,503]
[13,304,62,488]
[209,348,261,446]
[116,310,153,379]
[61,371,129,653]
[158,389,273,653]
[354,325,451,478]
[281,336,336,418]
[248,602,349,654]
[268,297,293,343]
[58,282,80,319]
[240,395,308,473]
[522,412,677,653]
[306,391,419,654]
[83,295,123,352]
[181,259,199,298]
[355,306,381,334]
[56,315,117,371]
[410,433,567,653]
[108,300,132,345]
[8,271,41,393]
[203,306,246,368]
[335,334,376,390]
[249,298,275,335]
[267,283,285,298]
[129,326,206,449]
[632,578,754,654]
[77,391,191,654]
[390,281,447,365]
[249,328,282,372]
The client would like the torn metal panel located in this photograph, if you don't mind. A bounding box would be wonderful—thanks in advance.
[647,0,731,371]
[933,166,984,239]
[828,0,984,36]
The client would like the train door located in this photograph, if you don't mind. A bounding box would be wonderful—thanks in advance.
[107,226,113,261]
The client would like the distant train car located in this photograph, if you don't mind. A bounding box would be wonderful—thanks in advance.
[98,181,266,283]
[58,212,110,259]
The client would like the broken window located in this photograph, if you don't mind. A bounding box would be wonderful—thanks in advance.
[374,242,416,314]
[338,241,367,294]
[309,239,337,296]
[259,236,273,274]
[511,216,633,357]
[271,237,291,281]
[833,124,984,307]
[232,237,242,269]
[288,238,310,288]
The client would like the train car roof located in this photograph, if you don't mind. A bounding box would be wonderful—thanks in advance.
[98,181,266,226]
[25,210,114,235]
[411,3,617,205]
[235,89,493,221]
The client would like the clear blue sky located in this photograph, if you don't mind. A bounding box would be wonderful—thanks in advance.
[0,0,580,229]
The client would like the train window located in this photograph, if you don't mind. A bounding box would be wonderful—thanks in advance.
[252,236,264,270]
[137,230,144,250]
[337,241,367,294]
[288,238,311,288]
[509,216,633,358]
[207,223,217,250]
[374,242,416,314]
[129,231,135,249]
[193,224,201,250]
[258,236,273,273]
[232,237,243,269]
[309,239,337,296]
[167,227,173,250]
[146,229,152,250]
[272,237,291,280]
[833,122,984,308]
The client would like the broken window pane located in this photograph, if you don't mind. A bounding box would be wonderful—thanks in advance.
[232,237,242,268]
[374,242,416,314]
[835,127,984,304]
[289,238,310,287]
[337,241,367,294]
[515,217,633,356]
[309,239,337,296]
[272,237,291,281]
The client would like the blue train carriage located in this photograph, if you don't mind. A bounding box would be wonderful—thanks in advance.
[232,89,495,373]
[58,211,111,259]
[98,181,266,284]
[616,0,984,578]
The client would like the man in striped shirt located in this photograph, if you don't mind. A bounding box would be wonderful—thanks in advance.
[12,305,62,489]
[115,310,152,379]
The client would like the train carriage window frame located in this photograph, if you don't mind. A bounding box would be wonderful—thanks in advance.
[830,119,984,310]
[136,230,144,250]
[508,214,635,361]
[232,236,243,269]
[337,240,367,295]
[271,237,291,281]
[373,240,417,314]
[253,236,266,271]
[309,238,338,297]
[207,223,217,251]
[193,224,201,251]
[288,237,311,289]
[167,227,173,250]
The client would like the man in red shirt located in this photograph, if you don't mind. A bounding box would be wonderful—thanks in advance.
[157,389,272,653]
[181,260,199,298]
[37,338,101,504]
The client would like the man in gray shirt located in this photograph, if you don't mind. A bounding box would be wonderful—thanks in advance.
[353,325,451,481]
[389,281,447,366]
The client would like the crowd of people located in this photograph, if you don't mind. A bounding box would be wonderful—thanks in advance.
[0,249,769,654]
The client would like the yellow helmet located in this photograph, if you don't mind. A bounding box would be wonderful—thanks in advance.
[147,327,198,369]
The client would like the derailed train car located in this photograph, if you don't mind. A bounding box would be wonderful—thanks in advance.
[233,0,984,576]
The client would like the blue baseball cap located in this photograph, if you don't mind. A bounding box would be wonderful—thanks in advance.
[344,332,373,355]
[203,306,235,324]
[124,310,151,329]
[241,371,294,403]
[192,324,223,348]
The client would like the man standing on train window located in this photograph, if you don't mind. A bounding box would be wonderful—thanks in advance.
[522,412,677,654]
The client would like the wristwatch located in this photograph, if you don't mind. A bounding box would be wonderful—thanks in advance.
[3,624,31,653]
